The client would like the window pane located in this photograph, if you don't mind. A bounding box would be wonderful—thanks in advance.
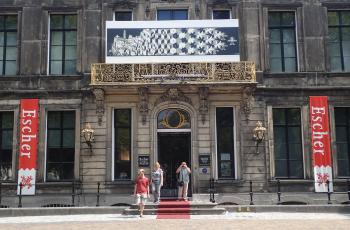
[328,12,339,25]
[4,61,16,75]
[157,10,171,20]
[5,47,16,60]
[115,161,131,179]
[344,57,350,71]
[2,130,13,150]
[216,107,233,126]
[115,12,132,21]
[281,12,295,26]
[335,108,347,125]
[343,41,350,57]
[51,32,63,45]
[213,10,230,19]
[284,44,296,57]
[336,127,347,142]
[338,160,350,177]
[173,10,188,20]
[283,29,295,43]
[220,162,232,177]
[0,32,4,45]
[289,160,303,178]
[269,29,281,43]
[65,46,76,60]
[65,31,76,45]
[273,109,286,125]
[64,60,76,74]
[47,130,61,147]
[288,127,301,143]
[5,16,17,30]
[284,58,297,72]
[329,28,340,42]
[51,60,63,74]
[275,160,287,177]
[6,32,17,46]
[341,12,350,25]
[63,111,75,128]
[62,130,75,148]
[336,143,348,159]
[330,57,342,72]
[343,28,350,41]
[47,112,61,128]
[2,112,13,128]
[64,15,77,29]
[50,46,62,60]
[0,16,4,30]
[329,43,341,57]
[0,61,3,74]
[51,15,63,29]
[116,128,131,161]
[268,12,280,26]
[115,109,131,126]
[270,44,282,58]
[270,57,282,72]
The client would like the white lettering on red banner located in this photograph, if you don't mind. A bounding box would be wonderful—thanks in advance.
[17,99,39,195]
[310,96,333,192]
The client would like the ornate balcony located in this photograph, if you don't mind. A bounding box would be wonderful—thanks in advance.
[91,62,256,85]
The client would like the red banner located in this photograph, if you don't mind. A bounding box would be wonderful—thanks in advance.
[310,96,333,192]
[17,99,39,195]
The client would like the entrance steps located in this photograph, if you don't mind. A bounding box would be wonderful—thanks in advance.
[123,200,226,215]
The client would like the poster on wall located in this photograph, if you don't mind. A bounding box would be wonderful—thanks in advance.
[309,96,333,192]
[17,99,39,195]
[106,19,240,64]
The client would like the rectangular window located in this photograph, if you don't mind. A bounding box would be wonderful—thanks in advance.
[268,12,297,72]
[115,11,132,21]
[0,112,13,181]
[157,10,188,20]
[114,109,132,180]
[213,10,231,19]
[0,15,17,75]
[216,107,235,178]
[49,14,77,75]
[328,11,350,72]
[273,108,303,178]
[334,107,350,177]
[46,111,75,181]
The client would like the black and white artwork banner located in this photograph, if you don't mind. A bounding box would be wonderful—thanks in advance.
[105,20,240,63]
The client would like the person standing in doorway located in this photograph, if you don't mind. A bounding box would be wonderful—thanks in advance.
[151,162,163,204]
[176,161,191,201]
[134,169,149,217]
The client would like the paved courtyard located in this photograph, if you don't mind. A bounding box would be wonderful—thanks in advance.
[0,212,350,230]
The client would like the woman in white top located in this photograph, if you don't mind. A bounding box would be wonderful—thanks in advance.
[151,162,163,204]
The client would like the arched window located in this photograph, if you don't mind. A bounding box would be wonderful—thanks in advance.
[157,108,190,129]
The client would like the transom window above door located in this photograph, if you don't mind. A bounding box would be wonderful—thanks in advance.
[157,108,190,129]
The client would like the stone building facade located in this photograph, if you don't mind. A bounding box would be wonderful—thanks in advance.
[0,0,350,206]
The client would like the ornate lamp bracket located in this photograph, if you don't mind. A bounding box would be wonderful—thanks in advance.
[138,87,149,125]
[199,87,209,124]
[93,88,105,126]
[240,86,255,121]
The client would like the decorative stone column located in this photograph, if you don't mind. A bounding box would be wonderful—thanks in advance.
[198,87,209,124]
[138,87,149,125]
[93,88,105,126]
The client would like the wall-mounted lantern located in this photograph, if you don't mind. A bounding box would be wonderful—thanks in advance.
[253,121,266,154]
[81,123,94,153]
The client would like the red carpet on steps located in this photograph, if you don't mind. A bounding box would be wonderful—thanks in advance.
[156,200,190,219]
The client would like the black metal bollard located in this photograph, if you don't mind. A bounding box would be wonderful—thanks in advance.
[71,180,75,207]
[209,178,215,203]
[18,183,22,208]
[277,179,281,205]
[96,182,100,207]
[327,180,332,204]
[249,180,254,205]
[347,179,350,202]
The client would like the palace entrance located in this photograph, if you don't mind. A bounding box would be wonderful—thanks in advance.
[158,132,191,198]
[156,108,192,198]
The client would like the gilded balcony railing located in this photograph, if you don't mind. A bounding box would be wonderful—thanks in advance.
[91,62,256,85]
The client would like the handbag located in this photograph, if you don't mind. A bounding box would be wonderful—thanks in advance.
[177,181,184,187]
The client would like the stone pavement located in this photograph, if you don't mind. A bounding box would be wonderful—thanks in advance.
[0,213,350,230]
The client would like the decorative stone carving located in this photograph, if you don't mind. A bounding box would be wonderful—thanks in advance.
[93,88,105,126]
[138,87,149,125]
[240,86,255,121]
[198,87,209,124]
[91,62,256,84]
[155,87,192,106]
